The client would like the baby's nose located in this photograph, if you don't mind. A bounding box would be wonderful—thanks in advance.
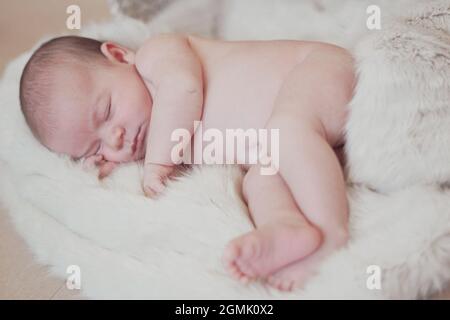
[111,126,125,150]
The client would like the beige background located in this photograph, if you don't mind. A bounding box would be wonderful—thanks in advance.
[0,0,110,73]
[0,0,448,300]
[0,0,110,299]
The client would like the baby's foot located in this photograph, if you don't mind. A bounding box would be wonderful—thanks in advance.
[223,218,321,284]
[266,251,321,291]
[266,231,348,291]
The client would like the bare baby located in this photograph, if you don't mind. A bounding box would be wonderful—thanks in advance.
[20,34,355,291]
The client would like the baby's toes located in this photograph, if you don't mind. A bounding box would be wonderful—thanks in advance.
[224,237,262,280]
[223,242,246,275]
[266,275,294,291]
[266,275,283,290]
[223,242,250,281]
[234,235,262,277]
[279,279,294,291]
[223,242,240,266]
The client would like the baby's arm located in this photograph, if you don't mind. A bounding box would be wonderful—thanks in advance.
[135,35,203,197]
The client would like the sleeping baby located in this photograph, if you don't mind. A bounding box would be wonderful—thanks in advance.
[19,35,354,291]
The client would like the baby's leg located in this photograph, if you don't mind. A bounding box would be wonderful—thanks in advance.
[264,45,354,290]
[264,118,349,290]
[223,165,322,283]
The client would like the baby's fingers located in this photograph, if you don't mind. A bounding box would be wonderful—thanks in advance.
[98,161,117,180]
[82,155,104,170]
[143,179,166,199]
[143,185,158,198]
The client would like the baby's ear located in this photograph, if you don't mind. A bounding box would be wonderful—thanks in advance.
[100,42,135,65]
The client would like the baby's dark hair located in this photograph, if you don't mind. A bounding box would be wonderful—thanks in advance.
[19,35,107,144]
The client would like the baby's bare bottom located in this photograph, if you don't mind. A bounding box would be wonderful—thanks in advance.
[223,45,353,290]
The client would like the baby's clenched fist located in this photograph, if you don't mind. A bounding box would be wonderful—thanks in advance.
[142,163,174,198]
[82,154,117,180]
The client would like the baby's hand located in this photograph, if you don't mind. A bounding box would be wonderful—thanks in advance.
[142,163,174,199]
[82,155,117,180]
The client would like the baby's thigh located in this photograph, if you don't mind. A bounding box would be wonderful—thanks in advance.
[272,45,355,146]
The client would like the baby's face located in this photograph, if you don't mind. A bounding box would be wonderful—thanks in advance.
[46,49,152,163]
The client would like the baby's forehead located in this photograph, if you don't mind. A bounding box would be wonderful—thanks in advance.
[49,77,97,127]
[53,63,93,86]
[50,67,96,104]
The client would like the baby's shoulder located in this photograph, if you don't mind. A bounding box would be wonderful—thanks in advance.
[136,34,191,65]
[135,34,198,80]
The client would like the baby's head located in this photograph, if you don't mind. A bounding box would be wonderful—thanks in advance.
[20,36,152,163]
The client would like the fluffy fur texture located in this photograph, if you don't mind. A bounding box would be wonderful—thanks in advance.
[0,0,449,299]
[108,0,225,37]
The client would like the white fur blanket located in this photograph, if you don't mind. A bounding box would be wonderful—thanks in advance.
[1,0,449,299]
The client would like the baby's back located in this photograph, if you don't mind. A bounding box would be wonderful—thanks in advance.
[188,36,319,132]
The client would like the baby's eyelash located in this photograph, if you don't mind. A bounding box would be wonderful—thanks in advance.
[105,101,112,121]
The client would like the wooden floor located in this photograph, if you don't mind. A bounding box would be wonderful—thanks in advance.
[0,0,448,300]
